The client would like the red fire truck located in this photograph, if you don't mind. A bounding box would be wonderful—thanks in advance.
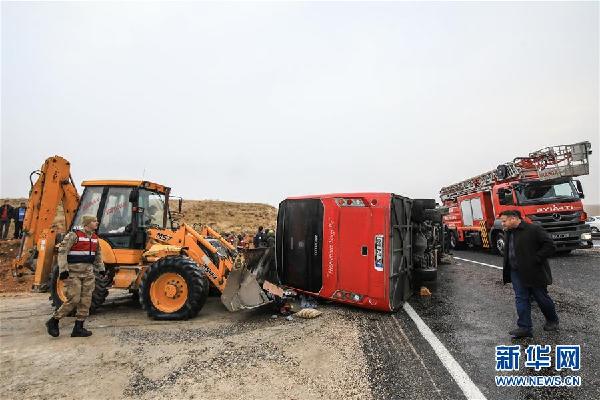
[275,193,443,312]
[440,142,594,255]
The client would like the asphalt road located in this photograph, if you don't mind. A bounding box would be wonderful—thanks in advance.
[361,246,600,400]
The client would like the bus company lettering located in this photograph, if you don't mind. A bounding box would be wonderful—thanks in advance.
[327,218,335,278]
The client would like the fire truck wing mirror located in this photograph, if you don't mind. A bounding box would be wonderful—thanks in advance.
[575,180,584,199]
[498,188,514,205]
[178,198,182,213]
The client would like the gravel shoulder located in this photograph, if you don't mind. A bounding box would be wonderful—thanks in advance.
[0,293,371,400]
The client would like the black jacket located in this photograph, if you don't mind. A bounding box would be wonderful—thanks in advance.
[253,231,264,248]
[502,221,556,287]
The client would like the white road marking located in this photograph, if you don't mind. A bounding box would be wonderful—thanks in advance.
[453,256,502,270]
[391,316,443,396]
[403,303,487,400]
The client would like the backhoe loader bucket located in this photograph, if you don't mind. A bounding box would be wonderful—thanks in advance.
[220,248,275,312]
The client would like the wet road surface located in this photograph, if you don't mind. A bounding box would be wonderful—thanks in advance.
[361,248,600,400]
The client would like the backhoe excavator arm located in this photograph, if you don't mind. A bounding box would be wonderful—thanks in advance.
[13,156,80,291]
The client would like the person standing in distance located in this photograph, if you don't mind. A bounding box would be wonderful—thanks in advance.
[253,226,265,248]
[13,202,27,239]
[0,200,14,240]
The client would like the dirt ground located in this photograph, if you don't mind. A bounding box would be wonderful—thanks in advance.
[0,292,371,400]
[0,240,31,293]
[0,197,370,399]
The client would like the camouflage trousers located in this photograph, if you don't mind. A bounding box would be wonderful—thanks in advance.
[53,269,95,321]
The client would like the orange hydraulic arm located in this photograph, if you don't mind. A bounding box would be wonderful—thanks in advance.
[13,156,80,289]
[145,223,237,292]
[145,223,271,311]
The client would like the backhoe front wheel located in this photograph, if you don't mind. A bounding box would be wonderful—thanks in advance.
[140,256,209,320]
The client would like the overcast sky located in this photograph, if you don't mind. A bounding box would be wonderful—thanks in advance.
[1,1,598,207]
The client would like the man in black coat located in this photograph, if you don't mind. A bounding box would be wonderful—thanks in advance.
[501,210,558,338]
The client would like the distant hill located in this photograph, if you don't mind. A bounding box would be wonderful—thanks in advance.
[0,197,277,236]
[177,199,277,235]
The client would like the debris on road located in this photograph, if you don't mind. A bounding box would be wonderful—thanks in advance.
[439,253,455,264]
[419,287,432,297]
[295,308,322,319]
[263,280,285,297]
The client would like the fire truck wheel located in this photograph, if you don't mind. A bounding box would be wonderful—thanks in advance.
[449,231,457,249]
[449,231,464,250]
[140,256,209,320]
[493,232,506,255]
[49,264,111,314]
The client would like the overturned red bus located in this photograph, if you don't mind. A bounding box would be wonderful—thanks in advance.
[275,193,443,312]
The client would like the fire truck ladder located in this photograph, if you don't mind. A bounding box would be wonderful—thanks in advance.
[440,141,591,202]
[515,141,592,181]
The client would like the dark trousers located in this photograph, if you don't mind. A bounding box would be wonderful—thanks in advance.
[0,220,10,239]
[511,269,559,331]
[14,221,23,238]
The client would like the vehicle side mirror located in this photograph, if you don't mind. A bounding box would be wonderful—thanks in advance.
[178,198,182,214]
[129,188,139,203]
[575,180,584,199]
[498,189,514,205]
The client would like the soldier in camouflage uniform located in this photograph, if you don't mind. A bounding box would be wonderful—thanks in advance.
[45,215,106,338]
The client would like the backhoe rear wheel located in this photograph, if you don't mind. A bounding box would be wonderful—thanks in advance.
[139,256,209,320]
[49,264,111,314]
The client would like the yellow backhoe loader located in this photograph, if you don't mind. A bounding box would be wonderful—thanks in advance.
[13,156,273,319]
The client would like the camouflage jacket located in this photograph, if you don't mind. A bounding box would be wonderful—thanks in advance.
[57,231,105,274]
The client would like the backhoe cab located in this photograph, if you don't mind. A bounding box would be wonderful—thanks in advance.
[16,162,271,320]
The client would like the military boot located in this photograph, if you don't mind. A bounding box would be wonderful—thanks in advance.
[45,317,60,337]
[71,320,92,337]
